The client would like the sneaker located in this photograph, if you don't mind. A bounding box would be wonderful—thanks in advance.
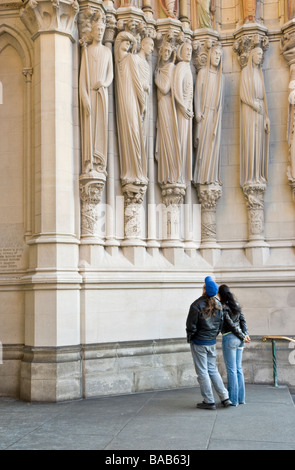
[196,401,216,410]
[221,398,232,408]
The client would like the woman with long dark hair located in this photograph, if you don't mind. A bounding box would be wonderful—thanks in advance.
[219,284,251,406]
[186,277,231,410]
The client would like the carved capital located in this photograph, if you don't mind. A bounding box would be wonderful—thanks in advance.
[161,183,186,207]
[197,183,222,210]
[192,32,221,72]
[78,4,117,45]
[20,0,79,40]
[233,29,269,68]
[22,67,33,82]
[79,172,106,237]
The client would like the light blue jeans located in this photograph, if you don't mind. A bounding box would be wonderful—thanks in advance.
[222,333,246,406]
[190,343,229,404]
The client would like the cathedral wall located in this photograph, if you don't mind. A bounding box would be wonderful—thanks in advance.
[0,0,294,401]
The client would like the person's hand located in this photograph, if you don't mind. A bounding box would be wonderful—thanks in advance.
[244,335,251,343]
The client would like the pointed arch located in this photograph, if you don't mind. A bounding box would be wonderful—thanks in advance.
[0,24,32,69]
[0,23,33,238]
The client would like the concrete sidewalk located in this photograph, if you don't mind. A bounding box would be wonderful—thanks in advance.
[1,384,295,450]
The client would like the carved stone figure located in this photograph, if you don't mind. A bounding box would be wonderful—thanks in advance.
[242,0,260,23]
[173,41,194,185]
[155,38,181,184]
[191,0,215,29]
[193,43,223,185]
[114,31,149,186]
[135,36,154,155]
[197,0,212,28]
[79,16,113,175]
[240,47,270,187]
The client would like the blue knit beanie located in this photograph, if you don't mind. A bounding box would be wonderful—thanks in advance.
[205,276,218,297]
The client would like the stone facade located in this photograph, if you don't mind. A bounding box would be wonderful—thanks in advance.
[0,0,294,401]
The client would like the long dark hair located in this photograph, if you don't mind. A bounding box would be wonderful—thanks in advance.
[203,293,222,318]
[218,284,241,316]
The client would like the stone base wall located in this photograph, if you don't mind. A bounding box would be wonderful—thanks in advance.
[1,337,294,402]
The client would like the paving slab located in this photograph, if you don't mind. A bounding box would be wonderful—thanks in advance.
[0,384,294,451]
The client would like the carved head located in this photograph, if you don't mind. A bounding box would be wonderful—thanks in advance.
[178,40,192,63]
[140,36,154,57]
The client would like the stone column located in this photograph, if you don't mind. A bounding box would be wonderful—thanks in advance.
[281,19,295,202]
[233,23,270,264]
[20,0,81,401]
[197,184,222,264]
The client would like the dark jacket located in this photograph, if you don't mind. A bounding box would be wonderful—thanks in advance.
[186,295,224,343]
[222,303,248,341]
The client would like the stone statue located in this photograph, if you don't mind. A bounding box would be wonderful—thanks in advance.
[287,0,295,20]
[242,0,260,23]
[79,15,113,175]
[114,31,150,186]
[172,41,194,184]
[192,0,215,29]
[155,38,181,184]
[240,47,270,187]
[135,36,154,155]
[193,43,223,185]
[160,0,178,18]
[287,64,295,182]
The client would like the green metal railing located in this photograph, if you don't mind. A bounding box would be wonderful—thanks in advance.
[262,336,295,387]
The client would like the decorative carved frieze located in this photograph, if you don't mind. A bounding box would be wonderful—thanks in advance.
[20,0,79,39]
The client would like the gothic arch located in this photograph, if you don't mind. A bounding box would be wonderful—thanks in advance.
[0,23,33,238]
[0,24,32,68]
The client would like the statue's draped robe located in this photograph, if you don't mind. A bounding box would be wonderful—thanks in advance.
[155,61,181,184]
[194,64,223,185]
[115,51,147,185]
[240,56,269,186]
[172,61,193,184]
[79,43,113,173]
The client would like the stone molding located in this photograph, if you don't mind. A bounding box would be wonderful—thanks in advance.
[1,337,295,401]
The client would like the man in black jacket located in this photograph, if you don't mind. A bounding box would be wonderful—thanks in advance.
[186,276,231,410]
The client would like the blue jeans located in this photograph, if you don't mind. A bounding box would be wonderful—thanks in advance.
[222,333,246,405]
[190,343,229,404]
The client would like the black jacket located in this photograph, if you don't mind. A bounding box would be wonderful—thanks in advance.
[186,295,224,343]
[222,303,248,341]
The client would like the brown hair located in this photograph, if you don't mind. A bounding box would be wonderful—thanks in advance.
[202,293,221,318]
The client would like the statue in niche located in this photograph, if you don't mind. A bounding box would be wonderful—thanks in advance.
[114,31,153,186]
[79,13,113,175]
[240,47,270,187]
[242,0,261,23]
[192,0,215,30]
[193,43,223,185]
[155,36,181,184]
[287,64,295,182]
[172,40,194,184]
